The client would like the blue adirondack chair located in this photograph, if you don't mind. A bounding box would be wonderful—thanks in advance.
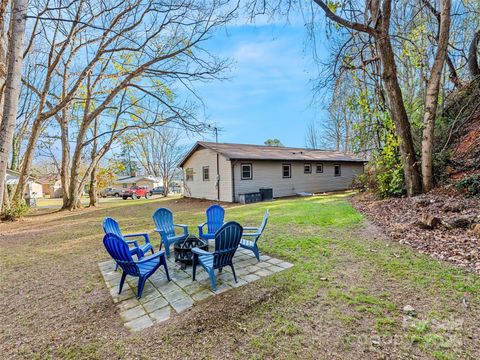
[240,210,269,261]
[103,233,171,298]
[192,221,243,291]
[152,208,189,257]
[103,217,154,270]
[198,204,225,240]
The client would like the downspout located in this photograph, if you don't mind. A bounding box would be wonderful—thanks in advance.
[231,160,236,203]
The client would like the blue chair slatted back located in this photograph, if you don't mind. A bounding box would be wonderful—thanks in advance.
[213,221,243,269]
[258,210,269,235]
[103,233,139,276]
[152,208,175,237]
[206,205,225,234]
[103,217,123,238]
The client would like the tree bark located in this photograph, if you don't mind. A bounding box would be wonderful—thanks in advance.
[89,165,98,206]
[10,136,19,171]
[88,118,98,207]
[13,118,43,202]
[64,123,88,210]
[468,30,480,79]
[0,0,27,212]
[421,0,451,192]
[0,0,9,125]
[60,108,71,207]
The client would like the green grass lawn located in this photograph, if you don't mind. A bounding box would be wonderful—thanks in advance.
[1,194,479,359]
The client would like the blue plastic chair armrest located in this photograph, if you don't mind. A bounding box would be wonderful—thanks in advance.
[175,224,189,234]
[191,247,212,256]
[124,233,151,243]
[243,226,258,231]
[125,239,140,247]
[198,222,207,229]
[136,251,164,264]
[243,232,261,237]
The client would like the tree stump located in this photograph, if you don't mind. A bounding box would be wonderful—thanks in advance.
[419,214,441,229]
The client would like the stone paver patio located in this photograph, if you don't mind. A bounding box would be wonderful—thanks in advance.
[99,244,293,331]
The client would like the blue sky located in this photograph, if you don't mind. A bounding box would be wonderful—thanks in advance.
[190,20,329,148]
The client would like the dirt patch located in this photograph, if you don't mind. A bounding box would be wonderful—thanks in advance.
[351,191,480,273]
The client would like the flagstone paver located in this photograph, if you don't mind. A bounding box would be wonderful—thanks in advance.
[99,245,292,332]
[255,268,273,277]
[125,315,153,331]
[143,296,169,313]
[170,297,194,313]
[191,289,215,301]
[121,305,146,322]
[149,306,171,323]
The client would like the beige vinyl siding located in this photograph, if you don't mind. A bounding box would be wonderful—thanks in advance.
[182,147,233,202]
[232,160,363,201]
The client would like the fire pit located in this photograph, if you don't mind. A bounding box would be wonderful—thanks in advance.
[174,236,208,269]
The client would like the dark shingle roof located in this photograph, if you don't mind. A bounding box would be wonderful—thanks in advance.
[179,141,366,167]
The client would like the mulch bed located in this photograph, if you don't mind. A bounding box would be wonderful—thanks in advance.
[350,189,480,273]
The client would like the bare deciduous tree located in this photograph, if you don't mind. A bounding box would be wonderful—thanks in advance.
[130,127,187,196]
[12,0,237,210]
[0,0,28,212]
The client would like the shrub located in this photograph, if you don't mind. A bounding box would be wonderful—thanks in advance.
[455,174,480,197]
[1,200,29,221]
[377,164,405,198]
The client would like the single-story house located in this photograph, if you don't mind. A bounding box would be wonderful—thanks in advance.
[113,174,162,190]
[6,169,43,199]
[179,141,366,203]
[38,173,63,198]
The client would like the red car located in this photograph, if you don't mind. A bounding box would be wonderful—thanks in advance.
[122,186,150,200]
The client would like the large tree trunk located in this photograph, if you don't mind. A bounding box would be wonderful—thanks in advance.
[89,165,98,206]
[468,30,480,79]
[88,118,98,207]
[0,0,27,212]
[163,178,169,197]
[64,138,85,210]
[13,118,43,202]
[376,36,423,196]
[10,136,20,171]
[60,108,71,207]
[421,0,451,192]
[0,0,9,125]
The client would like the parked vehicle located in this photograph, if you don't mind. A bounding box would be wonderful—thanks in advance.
[122,186,150,200]
[101,187,123,198]
[149,186,165,196]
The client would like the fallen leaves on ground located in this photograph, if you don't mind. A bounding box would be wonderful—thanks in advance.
[351,190,480,273]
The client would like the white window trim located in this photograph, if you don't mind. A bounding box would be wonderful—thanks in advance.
[241,163,253,180]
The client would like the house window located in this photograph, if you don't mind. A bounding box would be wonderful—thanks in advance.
[202,166,209,181]
[304,163,312,174]
[185,168,194,181]
[282,164,291,178]
[241,163,252,180]
[316,163,323,173]
[334,164,341,177]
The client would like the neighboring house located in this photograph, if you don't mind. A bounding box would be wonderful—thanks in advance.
[113,174,162,190]
[179,141,366,203]
[38,173,63,198]
[6,169,43,199]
